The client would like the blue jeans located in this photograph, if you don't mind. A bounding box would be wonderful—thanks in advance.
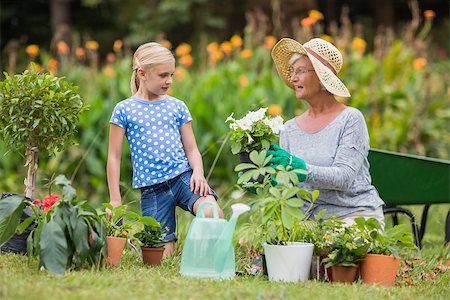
[140,170,218,242]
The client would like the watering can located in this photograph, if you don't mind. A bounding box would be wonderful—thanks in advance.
[179,202,250,279]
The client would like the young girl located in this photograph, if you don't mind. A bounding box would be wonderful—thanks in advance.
[107,42,223,256]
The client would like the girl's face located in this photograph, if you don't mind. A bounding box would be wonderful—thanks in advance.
[137,62,175,100]
[290,56,322,100]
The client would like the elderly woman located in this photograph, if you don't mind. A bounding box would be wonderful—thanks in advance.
[269,38,385,228]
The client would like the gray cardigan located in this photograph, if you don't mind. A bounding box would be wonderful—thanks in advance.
[280,107,384,218]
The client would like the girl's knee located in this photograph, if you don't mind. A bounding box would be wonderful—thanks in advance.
[193,197,223,218]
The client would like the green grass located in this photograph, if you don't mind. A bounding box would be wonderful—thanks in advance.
[1,203,449,300]
[0,247,448,300]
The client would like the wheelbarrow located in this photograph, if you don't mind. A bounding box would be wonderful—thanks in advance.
[368,148,450,248]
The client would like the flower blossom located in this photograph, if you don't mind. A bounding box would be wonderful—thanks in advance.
[264,115,284,134]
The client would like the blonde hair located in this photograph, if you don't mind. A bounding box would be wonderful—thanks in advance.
[130,42,175,94]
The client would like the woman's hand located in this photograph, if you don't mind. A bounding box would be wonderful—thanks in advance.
[190,170,211,197]
[266,144,308,182]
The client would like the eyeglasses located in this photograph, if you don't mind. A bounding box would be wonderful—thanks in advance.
[291,68,315,77]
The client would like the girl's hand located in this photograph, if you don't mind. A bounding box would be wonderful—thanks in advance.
[190,170,211,197]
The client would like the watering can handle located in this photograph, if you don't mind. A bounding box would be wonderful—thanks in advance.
[196,201,219,219]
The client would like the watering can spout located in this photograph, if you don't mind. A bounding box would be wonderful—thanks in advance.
[220,203,250,241]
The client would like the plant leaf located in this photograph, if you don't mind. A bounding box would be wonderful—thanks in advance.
[40,219,68,275]
[0,195,25,246]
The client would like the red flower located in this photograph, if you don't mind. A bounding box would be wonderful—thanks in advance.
[42,194,61,212]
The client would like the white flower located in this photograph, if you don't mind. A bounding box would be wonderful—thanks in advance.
[247,134,253,143]
[245,107,268,122]
[264,115,284,134]
[225,112,235,123]
[236,117,253,131]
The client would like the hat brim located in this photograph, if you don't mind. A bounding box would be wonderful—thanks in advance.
[271,38,351,98]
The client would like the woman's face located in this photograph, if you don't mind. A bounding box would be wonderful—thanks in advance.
[138,62,175,99]
[290,56,322,100]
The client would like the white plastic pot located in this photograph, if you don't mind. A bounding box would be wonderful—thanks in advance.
[263,242,314,282]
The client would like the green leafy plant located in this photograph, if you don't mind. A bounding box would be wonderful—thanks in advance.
[100,203,140,238]
[226,108,284,154]
[133,216,167,248]
[321,222,370,268]
[0,65,88,198]
[354,217,416,257]
[235,150,318,245]
[0,175,106,275]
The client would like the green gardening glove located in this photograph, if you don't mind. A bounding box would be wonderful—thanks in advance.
[266,144,308,182]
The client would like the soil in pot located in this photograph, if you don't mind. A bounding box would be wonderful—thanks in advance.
[360,254,400,286]
[105,236,127,267]
[141,246,165,266]
[331,265,359,283]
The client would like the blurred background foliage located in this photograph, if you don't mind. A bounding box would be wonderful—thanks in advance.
[0,0,448,207]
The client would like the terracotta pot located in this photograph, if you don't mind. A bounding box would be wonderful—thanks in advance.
[360,254,400,286]
[105,236,127,267]
[331,265,359,283]
[141,246,165,266]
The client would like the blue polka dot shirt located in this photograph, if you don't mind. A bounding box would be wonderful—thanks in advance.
[110,96,192,188]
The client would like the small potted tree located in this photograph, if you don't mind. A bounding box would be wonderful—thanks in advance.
[356,218,416,286]
[0,65,87,253]
[235,150,317,282]
[0,65,87,198]
[100,204,140,267]
[133,216,167,266]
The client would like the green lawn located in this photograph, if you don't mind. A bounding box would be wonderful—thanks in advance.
[1,204,449,300]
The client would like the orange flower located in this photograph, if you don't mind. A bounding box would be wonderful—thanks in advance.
[230,35,243,48]
[351,37,366,54]
[264,36,277,50]
[26,44,40,58]
[207,42,218,53]
[239,75,249,87]
[423,10,435,20]
[300,17,316,28]
[106,52,116,63]
[104,65,116,77]
[113,39,123,52]
[268,104,282,117]
[308,10,324,21]
[174,68,188,82]
[209,50,223,65]
[179,54,193,67]
[160,39,172,49]
[75,47,85,58]
[48,58,59,74]
[175,43,192,57]
[220,42,233,56]
[240,49,253,59]
[85,40,99,50]
[320,35,334,43]
[413,57,427,70]
[27,63,42,72]
[56,41,70,55]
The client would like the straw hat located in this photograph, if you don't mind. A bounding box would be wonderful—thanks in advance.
[271,38,351,97]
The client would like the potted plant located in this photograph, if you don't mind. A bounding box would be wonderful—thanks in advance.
[0,175,107,275]
[133,216,167,266]
[0,65,87,254]
[321,222,370,283]
[235,150,317,282]
[355,217,416,286]
[100,203,140,267]
[226,107,284,161]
